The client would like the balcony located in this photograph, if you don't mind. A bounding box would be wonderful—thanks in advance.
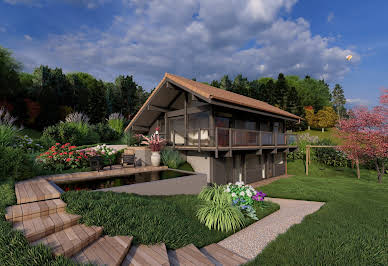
[169,127,298,152]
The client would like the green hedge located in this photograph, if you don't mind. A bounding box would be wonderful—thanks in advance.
[0,146,35,181]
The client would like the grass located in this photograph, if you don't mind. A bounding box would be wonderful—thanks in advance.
[62,191,279,250]
[245,160,388,266]
[160,162,195,179]
[295,127,341,144]
[0,179,79,265]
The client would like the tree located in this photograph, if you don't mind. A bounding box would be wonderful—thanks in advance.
[210,80,220,88]
[87,79,107,124]
[263,79,276,105]
[115,75,137,117]
[296,76,332,111]
[219,75,232,91]
[274,73,288,109]
[232,74,250,96]
[304,106,316,129]
[316,106,337,131]
[332,84,346,119]
[336,90,388,183]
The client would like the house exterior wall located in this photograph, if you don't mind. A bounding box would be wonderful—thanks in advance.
[184,151,212,183]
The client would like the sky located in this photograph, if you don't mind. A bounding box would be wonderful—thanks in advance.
[0,0,387,107]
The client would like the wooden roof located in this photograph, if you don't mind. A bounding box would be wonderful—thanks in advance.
[126,73,302,131]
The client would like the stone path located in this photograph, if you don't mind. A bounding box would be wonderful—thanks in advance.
[217,197,325,259]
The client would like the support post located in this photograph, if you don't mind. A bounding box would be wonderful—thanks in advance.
[215,127,218,158]
[198,128,201,152]
[173,130,175,149]
[229,128,232,152]
[259,131,262,146]
[164,113,168,142]
[306,145,309,175]
[209,106,215,146]
[184,93,188,145]
[285,152,288,176]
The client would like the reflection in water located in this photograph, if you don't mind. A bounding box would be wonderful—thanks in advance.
[59,172,160,192]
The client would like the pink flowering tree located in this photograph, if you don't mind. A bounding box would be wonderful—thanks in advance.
[335,89,388,183]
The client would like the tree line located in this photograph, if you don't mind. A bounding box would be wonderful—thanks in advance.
[1,45,346,130]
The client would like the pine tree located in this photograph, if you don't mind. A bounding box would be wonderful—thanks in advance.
[274,73,288,109]
[332,84,346,119]
[220,75,232,91]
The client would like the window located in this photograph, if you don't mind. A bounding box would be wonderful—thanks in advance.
[188,112,209,129]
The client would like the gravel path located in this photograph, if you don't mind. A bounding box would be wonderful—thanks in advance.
[218,197,325,260]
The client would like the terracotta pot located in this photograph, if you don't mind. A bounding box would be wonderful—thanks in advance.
[151,151,161,166]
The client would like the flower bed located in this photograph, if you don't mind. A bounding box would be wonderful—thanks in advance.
[36,143,89,171]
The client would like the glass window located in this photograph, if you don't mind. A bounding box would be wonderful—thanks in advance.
[235,120,256,130]
[215,117,230,128]
[188,112,209,129]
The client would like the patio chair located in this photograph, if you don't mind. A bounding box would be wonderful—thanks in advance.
[121,148,136,168]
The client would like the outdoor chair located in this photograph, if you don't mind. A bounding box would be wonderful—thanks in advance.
[121,148,136,168]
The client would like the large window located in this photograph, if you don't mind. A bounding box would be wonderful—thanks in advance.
[169,117,184,145]
[188,112,209,145]
[235,120,256,130]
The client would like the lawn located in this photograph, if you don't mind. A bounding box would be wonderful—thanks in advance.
[61,191,279,250]
[246,160,388,265]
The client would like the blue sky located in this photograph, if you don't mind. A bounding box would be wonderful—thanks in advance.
[0,0,386,107]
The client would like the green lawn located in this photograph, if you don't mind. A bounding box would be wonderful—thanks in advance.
[61,191,279,250]
[295,127,341,144]
[246,160,388,265]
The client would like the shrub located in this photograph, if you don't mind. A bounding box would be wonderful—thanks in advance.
[36,143,89,171]
[0,107,21,146]
[82,144,117,166]
[65,112,90,124]
[197,185,246,233]
[121,130,141,146]
[92,122,119,142]
[313,138,350,167]
[288,132,319,161]
[0,146,35,181]
[13,134,44,153]
[161,148,185,169]
[107,113,125,135]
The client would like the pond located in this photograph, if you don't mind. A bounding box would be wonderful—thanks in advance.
[57,170,191,192]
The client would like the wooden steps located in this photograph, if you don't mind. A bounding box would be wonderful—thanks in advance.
[72,236,133,266]
[13,212,82,242]
[32,224,103,257]
[122,243,170,266]
[200,244,249,266]
[168,243,214,265]
[5,199,66,223]
[15,178,61,204]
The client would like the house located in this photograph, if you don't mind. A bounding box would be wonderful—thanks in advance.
[125,73,301,185]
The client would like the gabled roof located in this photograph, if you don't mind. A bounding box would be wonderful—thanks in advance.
[126,73,302,131]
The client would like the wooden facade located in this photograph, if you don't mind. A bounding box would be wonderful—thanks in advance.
[127,74,300,185]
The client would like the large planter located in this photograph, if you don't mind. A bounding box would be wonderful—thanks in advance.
[151,151,161,166]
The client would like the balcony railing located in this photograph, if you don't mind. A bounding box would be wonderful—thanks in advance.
[169,127,297,149]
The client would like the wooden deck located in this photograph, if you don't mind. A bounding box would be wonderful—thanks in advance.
[42,165,168,184]
[173,144,297,151]
[15,178,61,204]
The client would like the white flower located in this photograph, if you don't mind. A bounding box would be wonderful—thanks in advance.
[231,192,237,197]
[240,191,245,196]
[246,190,252,197]
[228,183,232,186]
[225,187,231,193]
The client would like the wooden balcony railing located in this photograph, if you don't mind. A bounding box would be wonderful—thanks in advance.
[170,127,297,149]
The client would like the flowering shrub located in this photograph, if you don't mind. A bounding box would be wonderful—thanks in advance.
[36,143,89,171]
[83,144,117,166]
[13,135,44,153]
[139,127,166,152]
[225,181,267,220]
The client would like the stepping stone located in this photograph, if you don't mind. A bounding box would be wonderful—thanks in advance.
[200,243,249,266]
[168,244,214,265]
[13,212,82,242]
[31,224,103,258]
[15,178,61,204]
[123,243,169,266]
[5,199,66,223]
[72,235,133,266]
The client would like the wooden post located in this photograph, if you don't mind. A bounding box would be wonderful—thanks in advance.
[215,127,218,158]
[306,145,309,175]
[184,93,188,145]
[229,128,232,152]
[172,130,175,149]
[209,106,215,146]
[259,131,262,146]
[198,128,201,152]
[272,131,275,146]
[164,113,168,142]
[285,152,288,176]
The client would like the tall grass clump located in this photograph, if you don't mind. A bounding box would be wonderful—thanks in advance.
[65,112,90,138]
[122,130,140,146]
[108,113,125,135]
[161,148,185,169]
[197,184,246,232]
[0,107,21,147]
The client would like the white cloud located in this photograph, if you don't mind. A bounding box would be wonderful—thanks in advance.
[11,0,358,90]
[4,0,110,8]
[346,98,370,105]
[3,0,42,6]
[327,12,334,23]
[24,34,32,41]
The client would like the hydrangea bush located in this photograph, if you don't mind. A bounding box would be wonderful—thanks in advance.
[225,181,267,220]
[36,143,89,171]
[13,135,43,153]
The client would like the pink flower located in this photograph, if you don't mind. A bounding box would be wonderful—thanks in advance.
[66,158,71,162]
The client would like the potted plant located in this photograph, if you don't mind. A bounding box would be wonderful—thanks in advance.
[139,127,166,166]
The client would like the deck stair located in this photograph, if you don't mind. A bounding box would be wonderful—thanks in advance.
[73,236,133,266]
[168,243,215,265]
[122,243,170,266]
[15,178,61,204]
[13,212,81,242]
[200,243,249,265]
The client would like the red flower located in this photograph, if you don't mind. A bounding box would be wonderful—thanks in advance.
[66,158,71,162]
[56,143,60,145]
[70,146,77,149]
[48,156,52,158]
[53,152,57,155]
[45,152,50,155]
[75,159,79,162]
[65,143,70,146]
[61,145,65,148]
[59,153,63,156]
[77,156,81,159]
[69,152,73,155]
[63,152,67,155]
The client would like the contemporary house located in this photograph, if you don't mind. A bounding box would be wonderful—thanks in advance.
[125,73,301,185]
